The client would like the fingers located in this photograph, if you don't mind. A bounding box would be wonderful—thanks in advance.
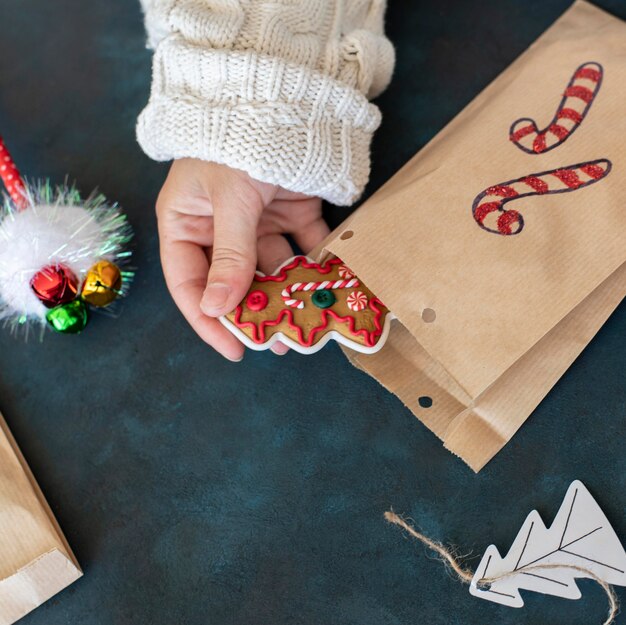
[256,233,293,274]
[262,196,329,254]
[292,215,330,253]
[291,197,328,252]
[157,159,329,360]
[201,184,265,317]
[159,236,245,362]
[270,341,290,356]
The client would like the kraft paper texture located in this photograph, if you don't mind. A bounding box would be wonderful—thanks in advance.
[0,414,81,624]
[316,0,626,471]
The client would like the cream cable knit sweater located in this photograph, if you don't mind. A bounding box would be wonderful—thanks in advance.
[136,0,395,206]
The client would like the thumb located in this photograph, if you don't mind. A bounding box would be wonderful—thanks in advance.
[201,187,264,317]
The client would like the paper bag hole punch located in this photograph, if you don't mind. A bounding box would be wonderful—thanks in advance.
[418,396,434,409]
[422,308,437,323]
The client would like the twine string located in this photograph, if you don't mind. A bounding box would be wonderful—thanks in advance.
[384,511,619,625]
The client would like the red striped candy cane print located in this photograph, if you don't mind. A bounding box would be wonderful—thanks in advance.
[282,278,360,309]
[510,62,603,155]
[0,135,27,209]
[472,159,612,236]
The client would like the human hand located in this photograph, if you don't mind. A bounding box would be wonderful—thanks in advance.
[156,159,330,361]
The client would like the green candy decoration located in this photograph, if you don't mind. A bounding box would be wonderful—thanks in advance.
[46,300,88,334]
[312,289,336,309]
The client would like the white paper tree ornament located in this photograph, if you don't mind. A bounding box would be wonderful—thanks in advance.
[470,480,626,607]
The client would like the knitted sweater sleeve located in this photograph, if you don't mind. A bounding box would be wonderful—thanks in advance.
[136,0,395,206]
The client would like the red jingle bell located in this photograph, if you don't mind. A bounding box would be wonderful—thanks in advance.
[30,264,79,308]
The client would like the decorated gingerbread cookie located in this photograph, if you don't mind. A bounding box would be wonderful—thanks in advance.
[219,256,392,354]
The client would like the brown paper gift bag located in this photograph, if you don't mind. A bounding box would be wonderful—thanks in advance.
[315,0,626,472]
[0,414,81,624]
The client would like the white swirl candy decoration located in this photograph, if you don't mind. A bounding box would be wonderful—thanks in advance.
[281,278,359,309]
[346,290,368,312]
[338,265,355,279]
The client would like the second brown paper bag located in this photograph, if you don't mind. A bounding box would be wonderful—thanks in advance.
[0,414,81,624]
[315,0,626,471]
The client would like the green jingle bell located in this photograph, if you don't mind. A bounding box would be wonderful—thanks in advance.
[46,300,88,334]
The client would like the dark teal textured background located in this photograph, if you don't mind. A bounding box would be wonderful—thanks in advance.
[0,1,625,624]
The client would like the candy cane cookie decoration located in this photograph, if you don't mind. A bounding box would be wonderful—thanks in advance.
[473,159,612,236]
[0,136,27,209]
[510,62,603,155]
[282,277,359,309]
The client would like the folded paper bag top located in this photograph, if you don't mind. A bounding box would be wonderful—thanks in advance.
[314,0,626,471]
[0,414,81,625]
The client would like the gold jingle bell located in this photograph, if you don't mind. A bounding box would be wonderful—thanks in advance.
[81,260,122,307]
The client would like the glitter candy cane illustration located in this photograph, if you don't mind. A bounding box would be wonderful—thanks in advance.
[473,159,612,236]
[282,277,359,309]
[510,62,603,155]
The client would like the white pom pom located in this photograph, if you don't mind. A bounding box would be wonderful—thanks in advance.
[0,181,132,331]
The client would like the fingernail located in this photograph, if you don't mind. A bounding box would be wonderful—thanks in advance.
[270,347,286,356]
[202,282,231,314]
[226,354,244,363]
